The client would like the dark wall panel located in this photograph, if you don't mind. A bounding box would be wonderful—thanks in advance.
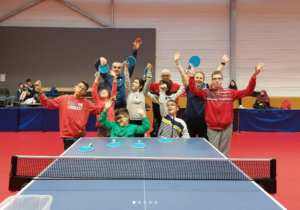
[0,27,156,94]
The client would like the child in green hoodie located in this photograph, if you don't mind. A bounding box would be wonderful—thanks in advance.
[99,99,150,137]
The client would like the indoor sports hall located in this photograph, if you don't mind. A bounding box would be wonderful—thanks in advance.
[0,0,299,210]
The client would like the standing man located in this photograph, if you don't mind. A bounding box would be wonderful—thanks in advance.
[94,38,142,109]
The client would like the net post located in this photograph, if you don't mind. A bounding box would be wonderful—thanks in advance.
[10,156,18,177]
[270,158,276,179]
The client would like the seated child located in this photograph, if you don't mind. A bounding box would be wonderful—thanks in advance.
[157,100,190,138]
[99,99,150,137]
[18,83,27,101]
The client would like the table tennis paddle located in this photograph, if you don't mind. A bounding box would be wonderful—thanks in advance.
[158,136,172,143]
[132,140,146,149]
[78,143,94,152]
[126,56,136,66]
[98,64,109,73]
[107,139,122,147]
[187,55,201,71]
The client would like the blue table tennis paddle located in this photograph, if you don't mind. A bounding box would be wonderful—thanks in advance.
[98,64,109,73]
[126,56,136,66]
[158,136,172,143]
[132,140,146,149]
[187,55,201,71]
[107,139,122,147]
[78,143,94,152]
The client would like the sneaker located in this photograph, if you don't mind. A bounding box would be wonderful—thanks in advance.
[239,105,245,108]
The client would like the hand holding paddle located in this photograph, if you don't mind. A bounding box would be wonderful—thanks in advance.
[99,57,107,66]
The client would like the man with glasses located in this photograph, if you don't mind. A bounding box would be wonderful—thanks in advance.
[188,63,266,157]
[157,100,189,138]
[34,80,103,150]
[94,38,142,109]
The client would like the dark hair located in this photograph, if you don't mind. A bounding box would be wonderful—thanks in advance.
[26,79,31,83]
[18,83,23,87]
[98,88,111,98]
[211,70,223,78]
[167,100,180,108]
[133,78,145,92]
[115,108,129,118]
[228,80,238,90]
[159,80,172,92]
[78,81,89,90]
[194,71,205,80]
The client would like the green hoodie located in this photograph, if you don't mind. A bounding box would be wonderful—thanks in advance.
[99,112,150,137]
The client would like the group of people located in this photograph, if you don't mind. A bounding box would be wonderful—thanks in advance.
[34,38,265,157]
[18,79,36,101]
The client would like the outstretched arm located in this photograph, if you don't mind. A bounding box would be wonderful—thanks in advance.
[99,100,115,130]
[35,80,61,109]
[123,62,131,97]
[216,54,230,71]
[129,38,143,77]
[142,63,153,96]
[174,52,189,89]
[232,62,265,100]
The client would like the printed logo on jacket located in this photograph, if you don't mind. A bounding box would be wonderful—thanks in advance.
[68,101,83,111]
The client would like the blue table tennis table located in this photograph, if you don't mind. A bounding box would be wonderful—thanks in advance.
[18,137,286,210]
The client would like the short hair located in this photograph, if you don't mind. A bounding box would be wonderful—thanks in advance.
[18,83,23,87]
[194,71,205,80]
[115,108,129,117]
[98,88,110,98]
[26,79,31,83]
[211,70,223,78]
[159,79,172,92]
[133,78,145,92]
[78,81,89,90]
[161,69,170,75]
[112,62,122,67]
[167,100,180,108]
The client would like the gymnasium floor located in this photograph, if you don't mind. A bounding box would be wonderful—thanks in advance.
[0,131,299,210]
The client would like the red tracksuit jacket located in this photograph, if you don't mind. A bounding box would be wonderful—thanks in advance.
[189,77,256,130]
[40,94,102,138]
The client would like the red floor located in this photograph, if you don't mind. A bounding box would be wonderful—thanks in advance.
[0,132,299,209]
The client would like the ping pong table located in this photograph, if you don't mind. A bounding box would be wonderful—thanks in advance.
[18,137,286,210]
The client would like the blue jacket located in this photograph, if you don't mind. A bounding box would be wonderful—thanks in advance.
[94,50,138,108]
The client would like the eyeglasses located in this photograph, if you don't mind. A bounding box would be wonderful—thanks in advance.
[116,116,126,122]
[212,77,223,81]
[167,103,177,107]
[76,85,87,91]
[162,75,170,77]
[113,66,122,69]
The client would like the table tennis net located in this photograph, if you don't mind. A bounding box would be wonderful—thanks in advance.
[10,156,276,181]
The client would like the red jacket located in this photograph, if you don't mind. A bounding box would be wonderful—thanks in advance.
[92,81,117,128]
[40,94,102,138]
[189,77,256,130]
[149,80,181,102]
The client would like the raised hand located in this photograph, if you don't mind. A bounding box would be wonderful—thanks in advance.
[111,96,117,101]
[136,108,146,118]
[174,52,181,64]
[109,70,117,79]
[133,38,142,50]
[252,62,266,78]
[34,80,42,93]
[146,63,152,75]
[187,64,195,76]
[159,83,167,92]
[221,54,230,63]
[123,61,129,71]
[99,57,107,66]
[104,99,113,111]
